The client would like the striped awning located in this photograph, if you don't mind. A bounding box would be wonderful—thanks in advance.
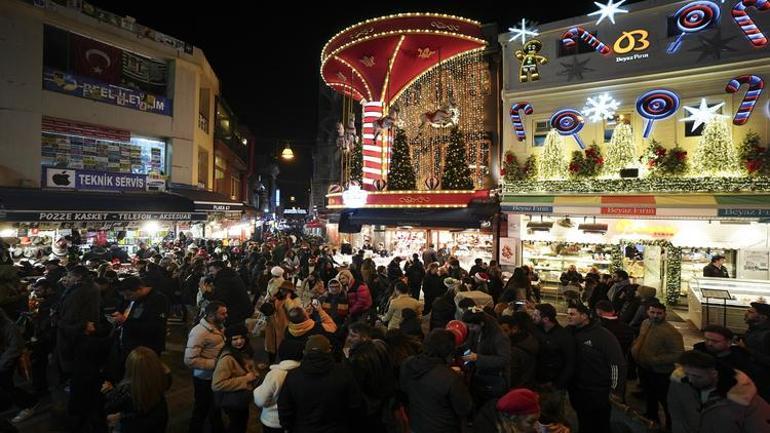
[501,194,770,219]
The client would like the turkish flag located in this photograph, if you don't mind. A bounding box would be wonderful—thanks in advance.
[71,33,122,84]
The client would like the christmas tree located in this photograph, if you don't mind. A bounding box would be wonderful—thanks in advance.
[737,130,766,175]
[386,128,416,190]
[605,121,635,175]
[537,130,566,179]
[348,140,363,184]
[441,127,474,190]
[693,117,738,175]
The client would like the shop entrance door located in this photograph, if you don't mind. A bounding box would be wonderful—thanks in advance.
[643,245,665,291]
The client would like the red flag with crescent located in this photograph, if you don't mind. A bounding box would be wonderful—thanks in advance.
[71,33,122,84]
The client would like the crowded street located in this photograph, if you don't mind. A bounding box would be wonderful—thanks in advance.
[3,1,770,433]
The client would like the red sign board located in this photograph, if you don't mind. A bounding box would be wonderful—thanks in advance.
[601,207,656,216]
[327,190,489,208]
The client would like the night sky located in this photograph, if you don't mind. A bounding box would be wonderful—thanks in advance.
[86,0,644,205]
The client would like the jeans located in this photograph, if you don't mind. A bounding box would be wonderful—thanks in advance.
[190,377,224,433]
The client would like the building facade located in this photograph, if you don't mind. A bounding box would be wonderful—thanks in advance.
[499,0,770,328]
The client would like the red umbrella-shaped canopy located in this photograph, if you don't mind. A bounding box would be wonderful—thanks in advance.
[321,13,486,103]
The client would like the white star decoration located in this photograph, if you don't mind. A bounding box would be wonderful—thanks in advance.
[583,93,621,123]
[588,0,629,25]
[680,98,726,133]
[508,19,539,45]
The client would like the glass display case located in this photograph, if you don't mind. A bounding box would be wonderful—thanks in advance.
[680,248,736,296]
[688,277,770,332]
[522,241,612,287]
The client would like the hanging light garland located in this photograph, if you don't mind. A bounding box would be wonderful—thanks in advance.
[393,52,490,189]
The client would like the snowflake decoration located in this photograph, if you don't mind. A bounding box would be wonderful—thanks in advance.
[508,19,539,45]
[680,98,726,133]
[582,93,621,123]
[588,0,629,25]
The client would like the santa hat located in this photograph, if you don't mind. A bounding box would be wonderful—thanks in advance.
[496,388,540,416]
[474,272,490,283]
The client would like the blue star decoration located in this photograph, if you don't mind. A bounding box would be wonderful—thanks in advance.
[558,57,594,81]
[687,28,737,62]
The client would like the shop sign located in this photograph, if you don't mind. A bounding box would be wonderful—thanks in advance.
[43,67,172,116]
[718,208,770,218]
[613,29,651,63]
[2,212,206,222]
[44,167,152,192]
[601,207,656,216]
[505,205,554,213]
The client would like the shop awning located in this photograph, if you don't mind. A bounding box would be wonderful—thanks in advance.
[340,201,498,231]
[501,194,770,219]
[169,188,245,213]
[0,187,206,222]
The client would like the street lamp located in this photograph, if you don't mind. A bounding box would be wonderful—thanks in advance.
[281,142,294,160]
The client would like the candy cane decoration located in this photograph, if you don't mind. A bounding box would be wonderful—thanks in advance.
[725,75,765,125]
[510,102,534,141]
[733,0,770,47]
[561,27,612,55]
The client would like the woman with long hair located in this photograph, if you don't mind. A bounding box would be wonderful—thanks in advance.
[105,346,170,433]
[212,324,259,433]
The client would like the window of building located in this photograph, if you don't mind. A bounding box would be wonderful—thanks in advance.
[231,176,241,201]
[603,113,632,143]
[197,150,209,189]
[533,120,550,147]
[41,117,166,175]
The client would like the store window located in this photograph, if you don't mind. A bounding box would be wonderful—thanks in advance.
[532,120,550,147]
[603,113,632,143]
[41,118,165,175]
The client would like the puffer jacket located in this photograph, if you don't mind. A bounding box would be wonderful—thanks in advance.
[631,319,684,374]
[347,280,372,319]
[668,367,770,433]
[254,360,300,429]
[183,318,225,380]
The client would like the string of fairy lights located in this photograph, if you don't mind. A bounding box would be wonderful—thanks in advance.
[392,52,491,189]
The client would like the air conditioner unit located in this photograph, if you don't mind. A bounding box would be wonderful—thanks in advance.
[526,222,553,231]
[578,223,609,234]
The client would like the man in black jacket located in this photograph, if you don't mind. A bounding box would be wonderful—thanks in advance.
[703,254,729,278]
[207,261,251,327]
[278,335,362,433]
[566,303,626,433]
[532,303,575,390]
[113,276,169,357]
[400,329,472,433]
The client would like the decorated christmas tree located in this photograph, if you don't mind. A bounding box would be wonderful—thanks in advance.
[523,154,538,179]
[737,130,767,175]
[502,151,524,182]
[348,140,363,185]
[386,128,416,190]
[441,127,474,190]
[605,121,635,175]
[537,130,566,179]
[692,117,738,175]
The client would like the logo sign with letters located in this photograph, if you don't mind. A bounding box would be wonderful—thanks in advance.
[44,167,149,192]
[613,29,651,63]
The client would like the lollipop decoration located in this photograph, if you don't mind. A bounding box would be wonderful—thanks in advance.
[732,0,770,47]
[667,1,721,54]
[510,102,534,141]
[561,27,612,55]
[636,89,681,138]
[550,109,586,149]
[725,74,765,125]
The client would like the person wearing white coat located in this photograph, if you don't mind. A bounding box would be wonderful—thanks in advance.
[253,341,303,433]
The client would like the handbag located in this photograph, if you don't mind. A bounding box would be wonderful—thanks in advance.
[213,389,252,409]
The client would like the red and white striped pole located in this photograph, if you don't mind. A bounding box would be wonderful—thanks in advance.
[361,101,390,190]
